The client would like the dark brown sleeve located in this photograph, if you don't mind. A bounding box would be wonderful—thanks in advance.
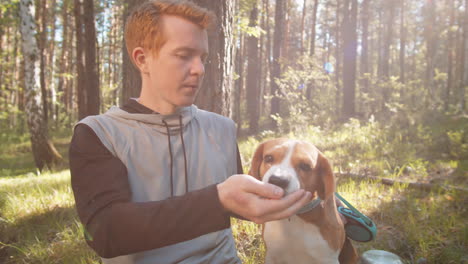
[69,124,231,258]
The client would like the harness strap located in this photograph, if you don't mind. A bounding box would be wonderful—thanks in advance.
[335,192,373,226]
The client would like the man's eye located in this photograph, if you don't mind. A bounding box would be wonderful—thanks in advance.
[264,155,273,163]
[177,54,190,60]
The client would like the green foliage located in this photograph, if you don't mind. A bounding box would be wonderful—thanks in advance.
[272,55,337,134]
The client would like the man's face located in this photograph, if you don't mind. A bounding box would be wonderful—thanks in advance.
[140,15,208,113]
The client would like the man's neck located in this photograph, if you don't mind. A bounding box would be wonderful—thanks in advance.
[137,96,180,115]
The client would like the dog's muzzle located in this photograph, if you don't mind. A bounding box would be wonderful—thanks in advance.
[263,166,300,195]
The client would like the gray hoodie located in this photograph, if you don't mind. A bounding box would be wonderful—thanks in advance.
[79,104,241,264]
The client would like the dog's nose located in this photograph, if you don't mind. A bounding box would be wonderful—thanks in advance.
[268,175,290,189]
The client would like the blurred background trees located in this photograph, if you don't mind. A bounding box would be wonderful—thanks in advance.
[0,0,467,168]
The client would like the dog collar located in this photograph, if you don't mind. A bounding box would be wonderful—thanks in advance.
[296,197,322,215]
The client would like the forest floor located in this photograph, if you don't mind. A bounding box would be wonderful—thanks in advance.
[0,117,467,264]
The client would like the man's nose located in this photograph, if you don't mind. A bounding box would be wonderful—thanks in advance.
[190,57,205,76]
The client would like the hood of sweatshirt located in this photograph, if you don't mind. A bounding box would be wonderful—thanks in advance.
[105,104,198,135]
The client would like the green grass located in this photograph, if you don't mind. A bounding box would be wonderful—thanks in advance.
[1,119,467,263]
[0,171,100,264]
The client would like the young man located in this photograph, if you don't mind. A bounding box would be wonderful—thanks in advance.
[69,1,312,263]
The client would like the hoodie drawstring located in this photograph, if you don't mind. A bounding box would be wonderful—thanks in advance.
[179,115,189,193]
[162,120,174,197]
[162,116,189,197]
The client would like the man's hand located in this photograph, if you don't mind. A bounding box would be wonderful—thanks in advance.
[217,174,312,224]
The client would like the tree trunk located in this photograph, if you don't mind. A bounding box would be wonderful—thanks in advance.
[334,0,341,115]
[38,0,49,122]
[192,0,237,117]
[74,0,86,120]
[309,0,319,56]
[83,0,100,116]
[445,0,455,111]
[462,0,468,111]
[283,0,291,61]
[399,0,406,84]
[263,0,272,117]
[341,0,358,120]
[270,0,286,127]
[381,1,395,111]
[121,0,142,104]
[382,2,395,80]
[0,9,4,94]
[234,34,243,134]
[57,0,70,122]
[19,0,62,171]
[360,0,370,95]
[300,0,307,55]
[72,0,99,119]
[424,0,437,106]
[246,6,260,134]
[48,0,57,123]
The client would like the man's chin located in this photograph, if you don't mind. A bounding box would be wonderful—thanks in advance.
[177,98,196,107]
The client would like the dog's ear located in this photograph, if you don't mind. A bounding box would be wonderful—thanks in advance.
[316,153,335,200]
[248,142,265,180]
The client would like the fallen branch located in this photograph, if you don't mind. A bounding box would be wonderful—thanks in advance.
[336,172,468,192]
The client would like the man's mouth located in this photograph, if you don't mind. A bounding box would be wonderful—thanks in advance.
[183,84,199,90]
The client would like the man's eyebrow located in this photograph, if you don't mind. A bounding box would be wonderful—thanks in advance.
[173,47,207,55]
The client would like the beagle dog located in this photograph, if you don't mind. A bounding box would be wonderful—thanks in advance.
[249,138,359,264]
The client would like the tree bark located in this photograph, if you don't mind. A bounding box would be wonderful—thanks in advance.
[48,0,57,123]
[38,0,49,122]
[309,0,319,56]
[445,0,456,112]
[57,0,70,119]
[300,0,307,55]
[341,0,358,120]
[462,0,468,111]
[74,0,86,120]
[19,0,62,171]
[382,2,395,80]
[246,6,260,134]
[424,0,437,106]
[360,0,370,95]
[234,33,243,134]
[72,0,100,120]
[263,0,272,117]
[83,0,100,116]
[399,0,406,84]
[191,0,237,117]
[270,0,286,127]
[121,0,142,104]
[334,0,341,115]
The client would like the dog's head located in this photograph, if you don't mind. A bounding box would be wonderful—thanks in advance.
[249,138,335,200]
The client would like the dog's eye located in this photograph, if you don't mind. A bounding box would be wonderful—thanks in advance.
[298,163,311,172]
[264,155,274,163]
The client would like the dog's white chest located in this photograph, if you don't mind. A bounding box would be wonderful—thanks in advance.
[263,216,340,264]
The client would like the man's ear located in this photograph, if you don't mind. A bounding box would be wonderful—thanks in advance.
[132,47,148,73]
[316,153,335,200]
[248,142,265,180]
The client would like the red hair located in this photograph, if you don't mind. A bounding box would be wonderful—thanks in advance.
[124,0,214,61]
